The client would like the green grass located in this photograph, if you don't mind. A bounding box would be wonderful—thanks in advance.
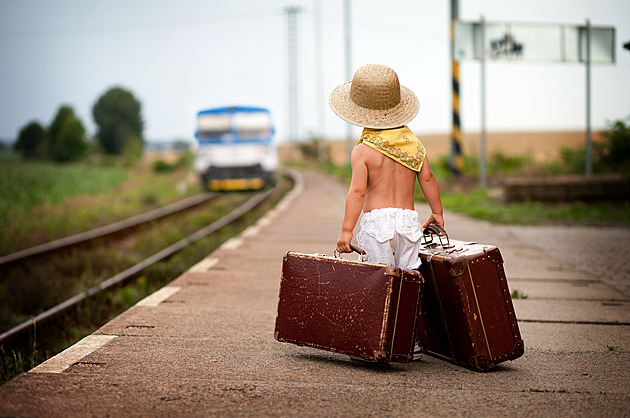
[0,158,199,255]
[316,160,630,226]
[438,188,630,225]
[0,161,127,252]
[0,161,127,215]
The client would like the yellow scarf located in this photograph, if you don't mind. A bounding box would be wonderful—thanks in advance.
[357,126,426,172]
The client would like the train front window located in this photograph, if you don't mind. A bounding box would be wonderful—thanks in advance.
[198,114,231,140]
[234,112,271,140]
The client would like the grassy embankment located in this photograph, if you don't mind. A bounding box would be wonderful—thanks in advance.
[0,156,197,255]
[0,153,291,383]
[317,151,630,226]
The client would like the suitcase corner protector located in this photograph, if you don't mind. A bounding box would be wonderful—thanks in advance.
[511,340,525,359]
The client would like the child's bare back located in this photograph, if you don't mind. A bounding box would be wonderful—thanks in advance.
[354,144,417,213]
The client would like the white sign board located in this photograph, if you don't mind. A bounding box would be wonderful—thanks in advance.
[455,21,615,64]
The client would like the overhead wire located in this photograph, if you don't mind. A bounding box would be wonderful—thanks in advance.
[0,8,286,40]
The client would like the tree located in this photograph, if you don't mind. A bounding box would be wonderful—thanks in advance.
[52,117,88,162]
[14,121,48,159]
[48,105,89,162]
[92,86,144,155]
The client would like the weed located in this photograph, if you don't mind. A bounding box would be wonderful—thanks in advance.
[607,345,616,351]
[529,388,569,394]
[529,388,551,393]
[511,289,529,299]
[142,192,159,206]
[0,319,48,383]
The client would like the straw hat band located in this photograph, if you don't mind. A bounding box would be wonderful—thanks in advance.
[350,66,401,110]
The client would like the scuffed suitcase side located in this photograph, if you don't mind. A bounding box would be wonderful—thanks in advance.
[419,256,493,370]
[274,253,388,360]
[418,243,524,371]
[274,252,400,362]
[467,249,524,364]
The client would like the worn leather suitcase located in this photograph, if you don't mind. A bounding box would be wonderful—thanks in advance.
[417,225,524,371]
[275,250,424,363]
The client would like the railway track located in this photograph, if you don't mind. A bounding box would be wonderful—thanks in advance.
[0,193,218,268]
[0,175,290,349]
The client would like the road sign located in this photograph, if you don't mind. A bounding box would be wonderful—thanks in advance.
[454,18,616,184]
[455,20,615,64]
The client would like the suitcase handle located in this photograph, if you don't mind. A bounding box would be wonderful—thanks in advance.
[334,244,366,258]
[350,244,366,255]
[422,223,453,248]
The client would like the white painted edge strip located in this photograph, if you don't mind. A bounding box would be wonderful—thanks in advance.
[189,257,220,273]
[241,225,260,238]
[220,237,243,251]
[136,286,181,307]
[256,217,273,228]
[30,334,116,374]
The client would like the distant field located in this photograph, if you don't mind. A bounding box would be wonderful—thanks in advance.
[0,161,127,216]
[0,157,197,255]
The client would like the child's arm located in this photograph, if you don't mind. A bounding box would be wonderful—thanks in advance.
[417,157,444,228]
[336,147,368,253]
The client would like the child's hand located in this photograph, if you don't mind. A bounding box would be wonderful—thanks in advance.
[336,231,354,253]
[423,213,444,229]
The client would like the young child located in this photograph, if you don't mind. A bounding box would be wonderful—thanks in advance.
[329,64,444,270]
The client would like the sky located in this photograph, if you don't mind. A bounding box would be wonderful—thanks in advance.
[1,0,629,144]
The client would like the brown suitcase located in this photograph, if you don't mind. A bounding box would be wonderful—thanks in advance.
[417,225,524,371]
[275,251,424,363]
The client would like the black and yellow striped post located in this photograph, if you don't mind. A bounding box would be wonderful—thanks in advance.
[449,0,464,175]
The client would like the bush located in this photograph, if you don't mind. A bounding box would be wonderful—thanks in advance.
[489,150,531,175]
[14,121,48,159]
[152,159,173,173]
[596,117,630,173]
[545,146,586,175]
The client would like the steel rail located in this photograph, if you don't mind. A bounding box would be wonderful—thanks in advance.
[0,187,275,346]
[0,193,216,267]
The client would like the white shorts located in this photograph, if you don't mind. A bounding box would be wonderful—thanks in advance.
[356,207,423,270]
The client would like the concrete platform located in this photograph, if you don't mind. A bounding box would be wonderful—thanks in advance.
[1,168,629,417]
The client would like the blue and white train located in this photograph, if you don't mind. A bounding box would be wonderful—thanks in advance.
[194,106,278,191]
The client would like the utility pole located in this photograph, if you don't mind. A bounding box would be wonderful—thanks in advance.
[314,0,327,162]
[585,19,592,176]
[285,7,301,152]
[449,0,463,174]
[479,16,487,188]
[344,0,353,163]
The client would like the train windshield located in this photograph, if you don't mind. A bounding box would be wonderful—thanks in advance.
[196,108,272,143]
[234,111,271,140]
[197,114,231,139]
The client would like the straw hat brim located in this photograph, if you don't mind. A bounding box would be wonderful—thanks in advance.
[328,81,419,129]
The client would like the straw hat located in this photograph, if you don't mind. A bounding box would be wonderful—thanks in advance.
[329,64,419,129]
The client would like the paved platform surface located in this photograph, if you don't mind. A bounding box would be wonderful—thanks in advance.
[1,168,629,416]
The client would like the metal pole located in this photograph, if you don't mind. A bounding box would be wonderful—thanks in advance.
[344,0,353,164]
[313,0,327,162]
[285,7,300,157]
[585,19,592,176]
[480,16,488,188]
[449,0,463,174]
